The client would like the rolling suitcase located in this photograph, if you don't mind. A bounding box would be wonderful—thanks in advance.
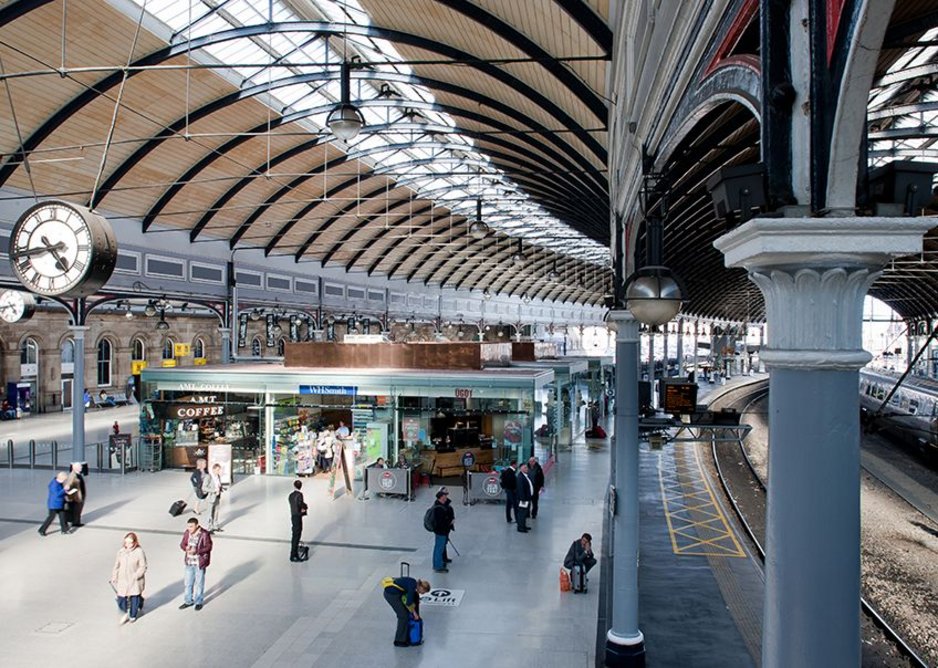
[408,617,423,646]
[169,500,187,517]
[571,565,587,593]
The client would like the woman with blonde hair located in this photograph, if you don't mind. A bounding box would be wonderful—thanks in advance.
[110,532,147,624]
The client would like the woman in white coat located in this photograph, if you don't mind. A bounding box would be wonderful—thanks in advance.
[111,532,147,624]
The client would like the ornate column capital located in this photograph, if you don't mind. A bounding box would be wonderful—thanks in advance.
[608,309,640,343]
[715,217,933,371]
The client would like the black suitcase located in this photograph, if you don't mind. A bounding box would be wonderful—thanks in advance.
[169,500,187,517]
[297,545,309,562]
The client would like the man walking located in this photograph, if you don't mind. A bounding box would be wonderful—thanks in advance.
[430,489,451,572]
[65,462,86,527]
[516,462,534,533]
[179,517,213,611]
[288,480,307,562]
[202,463,224,532]
[527,456,545,519]
[38,471,74,536]
[499,460,518,523]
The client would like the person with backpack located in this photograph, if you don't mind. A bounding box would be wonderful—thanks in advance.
[189,458,207,514]
[382,575,430,647]
[427,489,451,572]
[499,460,518,523]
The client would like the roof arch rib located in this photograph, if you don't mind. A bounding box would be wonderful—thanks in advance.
[0,20,607,190]
[321,200,435,268]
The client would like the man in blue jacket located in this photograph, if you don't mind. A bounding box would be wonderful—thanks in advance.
[383,575,430,647]
[38,471,74,535]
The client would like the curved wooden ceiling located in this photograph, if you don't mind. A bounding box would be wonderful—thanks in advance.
[0,0,612,306]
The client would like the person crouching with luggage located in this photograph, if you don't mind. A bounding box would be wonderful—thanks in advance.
[383,576,430,647]
[563,533,597,593]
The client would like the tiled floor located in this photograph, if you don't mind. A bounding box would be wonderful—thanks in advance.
[0,423,608,668]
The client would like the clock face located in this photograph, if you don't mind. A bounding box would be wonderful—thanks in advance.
[0,290,35,323]
[9,201,117,297]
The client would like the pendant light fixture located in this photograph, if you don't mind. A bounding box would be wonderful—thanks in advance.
[468,199,489,239]
[547,260,561,282]
[327,60,364,140]
[155,309,170,331]
[511,238,525,265]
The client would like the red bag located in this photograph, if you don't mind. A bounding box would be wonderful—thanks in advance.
[559,567,572,592]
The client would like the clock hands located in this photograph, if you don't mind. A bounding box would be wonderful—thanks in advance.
[12,237,69,272]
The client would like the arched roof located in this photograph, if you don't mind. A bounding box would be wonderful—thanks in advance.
[0,0,613,306]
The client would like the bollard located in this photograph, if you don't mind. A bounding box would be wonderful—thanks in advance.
[96,442,104,472]
[5,440,11,468]
[51,440,58,469]
[121,441,126,475]
[29,439,36,468]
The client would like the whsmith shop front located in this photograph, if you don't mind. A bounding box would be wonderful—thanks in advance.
[140,350,552,478]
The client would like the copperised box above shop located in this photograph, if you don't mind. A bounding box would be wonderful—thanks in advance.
[284,342,513,370]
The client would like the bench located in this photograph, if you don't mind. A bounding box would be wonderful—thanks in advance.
[430,448,495,478]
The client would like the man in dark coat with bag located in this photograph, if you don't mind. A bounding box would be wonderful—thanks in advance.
[499,460,518,523]
[515,462,534,533]
[288,480,308,562]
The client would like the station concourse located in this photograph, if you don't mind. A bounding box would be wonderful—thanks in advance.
[2,2,938,667]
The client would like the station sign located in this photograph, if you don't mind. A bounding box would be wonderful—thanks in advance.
[131,360,148,375]
[299,385,357,396]
[174,343,192,357]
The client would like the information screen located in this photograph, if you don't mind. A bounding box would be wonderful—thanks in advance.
[661,382,698,414]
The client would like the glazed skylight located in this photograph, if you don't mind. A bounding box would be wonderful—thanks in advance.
[124,0,608,265]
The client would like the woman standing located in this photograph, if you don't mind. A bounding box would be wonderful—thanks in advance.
[110,532,147,624]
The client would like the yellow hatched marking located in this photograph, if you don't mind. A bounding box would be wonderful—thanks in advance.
[657,444,746,558]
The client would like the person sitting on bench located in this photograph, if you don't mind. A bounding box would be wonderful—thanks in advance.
[99,391,117,407]
[563,533,597,593]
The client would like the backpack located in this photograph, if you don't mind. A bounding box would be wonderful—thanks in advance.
[423,506,435,532]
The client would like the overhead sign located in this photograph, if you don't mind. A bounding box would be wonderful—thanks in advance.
[161,359,177,368]
[131,360,148,375]
[299,385,357,396]
[455,388,473,399]
[193,357,207,366]
[174,343,192,357]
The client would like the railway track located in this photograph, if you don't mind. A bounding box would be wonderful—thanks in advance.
[706,380,929,668]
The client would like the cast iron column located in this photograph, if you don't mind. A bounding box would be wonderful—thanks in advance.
[219,328,231,364]
[605,310,645,667]
[69,325,89,464]
[715,217,932,667]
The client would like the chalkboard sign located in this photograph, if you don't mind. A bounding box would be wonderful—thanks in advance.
[661,382,697,414]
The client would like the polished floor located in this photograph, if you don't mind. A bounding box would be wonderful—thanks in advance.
[0,423,607,667]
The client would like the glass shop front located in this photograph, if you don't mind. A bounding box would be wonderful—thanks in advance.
[140,365,551,478]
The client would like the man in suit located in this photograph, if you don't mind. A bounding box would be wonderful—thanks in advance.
[527,456,545,519]
[288,480,307,562]
[499,460,518,523]
[516,462,534,532]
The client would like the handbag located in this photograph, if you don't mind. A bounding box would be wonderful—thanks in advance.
[559,567,572,592]
[518,500,530,509]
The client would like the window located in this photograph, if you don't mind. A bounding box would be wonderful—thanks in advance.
[146,255,185,278]
[276,338,285,356]
[21,337,38,365]
[132,337,146,361]
[193,337,205,359]
[60,339,75,365]
[162,338,175,361]
[96,339,112,387]
[251,337,262,357]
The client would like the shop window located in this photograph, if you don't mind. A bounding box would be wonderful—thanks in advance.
[251,336,262,357]
[162,338,175,360]
[60,339,75,365]
[193,337,205,359]
[132,337,146,361]
[96,339,113,387]
[276,338,285,356]
[21,337,38,365]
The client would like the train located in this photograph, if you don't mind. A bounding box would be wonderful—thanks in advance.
[859,368,938,464]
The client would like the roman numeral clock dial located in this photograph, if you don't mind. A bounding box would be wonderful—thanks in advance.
[8,200,117,298]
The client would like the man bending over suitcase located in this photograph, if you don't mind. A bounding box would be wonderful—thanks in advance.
[563,533,597,593]
[382,575,430,647]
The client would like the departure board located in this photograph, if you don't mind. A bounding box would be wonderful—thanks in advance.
[661,382,698,414]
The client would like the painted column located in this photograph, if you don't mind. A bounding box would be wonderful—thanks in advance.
[692,321,699,380]
[715,217,932,668]
[218,328,231,364]
[675,319,684,376]
[69,325,89,465]
[605,310,644,667]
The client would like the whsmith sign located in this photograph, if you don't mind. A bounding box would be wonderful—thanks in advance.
[299,385,357,396]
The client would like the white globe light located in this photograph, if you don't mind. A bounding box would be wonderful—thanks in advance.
[327,103,364,140]
[626,269,683,326]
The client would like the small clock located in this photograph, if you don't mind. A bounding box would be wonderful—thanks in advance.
[0,289,35,323]
[8,200,118,298]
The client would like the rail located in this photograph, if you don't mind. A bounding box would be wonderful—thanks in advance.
[0,437,139,474]
[708,383,928,668]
